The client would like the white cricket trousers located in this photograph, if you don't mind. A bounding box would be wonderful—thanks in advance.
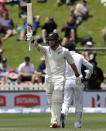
[62,78,83,116]
[45,75,65,126]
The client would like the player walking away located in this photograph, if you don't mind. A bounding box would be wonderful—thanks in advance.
[61,42,93,128]
[26,32,82,128]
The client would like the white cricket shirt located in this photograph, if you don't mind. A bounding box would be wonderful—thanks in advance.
[39,45,74,77]
[66,51,93,78]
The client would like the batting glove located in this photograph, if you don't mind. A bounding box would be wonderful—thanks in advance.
[76,75,82,86]
[26,33,33,41]
[84,70,92,79]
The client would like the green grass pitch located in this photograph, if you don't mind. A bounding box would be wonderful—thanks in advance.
[0,113,106,131]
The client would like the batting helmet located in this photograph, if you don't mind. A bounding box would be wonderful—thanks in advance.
[65,41,76,51]
[47,33,59,40]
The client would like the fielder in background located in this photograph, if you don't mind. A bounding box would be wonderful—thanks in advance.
[26,32,82,128]
[61,42,93,128]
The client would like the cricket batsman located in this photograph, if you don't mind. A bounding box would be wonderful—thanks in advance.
[26,32,82,128]
[61,42,93,128]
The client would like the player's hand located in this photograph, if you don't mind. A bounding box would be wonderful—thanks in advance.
[26,33,33,41]
[76,75,82,86]
[84,70,92,79]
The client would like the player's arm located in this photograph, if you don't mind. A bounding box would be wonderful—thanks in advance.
[31,39,40,51]
[26,32,40,51]
[70,63,80,77]
[83,58,93,72]
[65,50,82,85]
[26,31,47,56]
[70,63,83,85]
[82,57,93,79]
[65,50,80,76]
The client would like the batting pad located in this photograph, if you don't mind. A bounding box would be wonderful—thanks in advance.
[47,93,52,108]
[74,86,83,113]
[75,112,82,122]
[61,103,69,116]
[51,90,63,126]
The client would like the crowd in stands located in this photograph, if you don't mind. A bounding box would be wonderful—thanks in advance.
[0,0,105,90]
[0,56,46,85]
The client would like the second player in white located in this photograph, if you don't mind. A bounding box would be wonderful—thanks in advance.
[61,42,93,128]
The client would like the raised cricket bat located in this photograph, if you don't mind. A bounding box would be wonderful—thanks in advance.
[27,3,33,51]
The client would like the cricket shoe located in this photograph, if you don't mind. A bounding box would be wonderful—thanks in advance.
[61,113,65,128]
[74,121,82,128]
[50,122,60,128]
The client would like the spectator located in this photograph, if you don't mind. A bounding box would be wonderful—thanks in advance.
[61,16,77,46]
[0,8,3,17]
[74,0,89,25]
[37,56,46,74]
[101,26,106,42]
[69,7,75,17]
[87,61,104,90]
[16,15,40,41]
[81,41,104,90]
[42,17,57,44]
[69,7,80,25]
[17,56,35,84]
[0,57,9,84]
[6,0,19,6]
[0,21,5,37]
[18,0,31,17]
[0,37,3,62]
[0,49,3,62]
[56,0,71,7]
[101,0,106,6]
[8,68,18,83]
[36,56,46,84]
[0,0,8,15]
[0,12,14,40]
[81,41,96,61]
[0,37,2,47]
